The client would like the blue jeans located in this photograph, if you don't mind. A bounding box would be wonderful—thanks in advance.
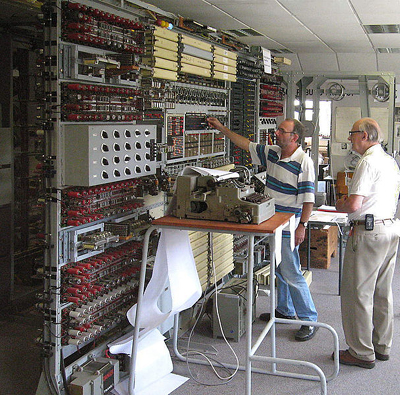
[275,237,318,322]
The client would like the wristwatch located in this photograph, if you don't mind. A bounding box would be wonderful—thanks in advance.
[299,221,308,228]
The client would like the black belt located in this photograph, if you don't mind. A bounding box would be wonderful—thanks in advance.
[350,219,393,226]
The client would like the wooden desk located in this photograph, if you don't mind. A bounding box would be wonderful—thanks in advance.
[152,213,293,234]
[129,213,339,395]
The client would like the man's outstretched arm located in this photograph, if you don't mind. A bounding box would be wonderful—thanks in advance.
[207,117,251,151]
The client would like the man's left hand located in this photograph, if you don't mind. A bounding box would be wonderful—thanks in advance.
[295,225,306,246]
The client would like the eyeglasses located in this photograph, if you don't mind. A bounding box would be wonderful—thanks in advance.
[348,130,362,136]
[276,127,295,134]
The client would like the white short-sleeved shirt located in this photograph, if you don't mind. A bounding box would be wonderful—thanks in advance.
[249,142,315,219]
[348,144,400,221]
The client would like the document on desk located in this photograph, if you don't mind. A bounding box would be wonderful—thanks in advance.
[310,206,348,224]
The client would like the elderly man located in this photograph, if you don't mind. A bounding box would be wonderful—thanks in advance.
[207,117,318,341]
[336,118,400,368]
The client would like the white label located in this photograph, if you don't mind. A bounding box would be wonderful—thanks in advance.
[262,48,272,74]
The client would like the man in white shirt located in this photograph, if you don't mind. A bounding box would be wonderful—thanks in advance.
[336,118,400,368]
[207,117,318,341]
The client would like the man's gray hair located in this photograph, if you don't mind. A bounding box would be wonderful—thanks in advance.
[286,118,306,144]
[358,118,383,143]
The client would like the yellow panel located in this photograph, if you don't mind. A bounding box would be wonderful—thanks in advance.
[153,26,179,42]
[145,36,178,51]
[146,47,178,61]
[141,68,177,81]
[192,243,208,258]
[213,235,233,248]
[214,46,237,60]
[189,231,233,290]
[214,55,237,68]
[213,71,237,82]
[181,54,211,69]
[180,34,212,51]
[196,250,233,281]
[189,234,207,249]
[213,62,236,74]
[142,57,178,71]
[181,63,211,77]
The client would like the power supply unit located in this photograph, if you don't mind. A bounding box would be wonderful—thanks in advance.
[212,277,256,342]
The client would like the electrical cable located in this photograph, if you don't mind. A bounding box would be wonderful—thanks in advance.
[181,240,240,386]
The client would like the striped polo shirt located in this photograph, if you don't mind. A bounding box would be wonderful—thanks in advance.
[249,142,315,223]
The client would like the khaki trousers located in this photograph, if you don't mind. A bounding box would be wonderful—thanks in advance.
[341,222,399,361]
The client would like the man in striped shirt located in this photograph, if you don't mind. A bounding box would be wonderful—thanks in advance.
[207,117,318,341]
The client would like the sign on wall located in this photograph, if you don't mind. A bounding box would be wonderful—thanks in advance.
[334,106,389,143]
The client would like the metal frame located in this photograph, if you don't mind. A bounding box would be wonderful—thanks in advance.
[306,218,348,295]
[129,215,339,395]
[283,71,396,182]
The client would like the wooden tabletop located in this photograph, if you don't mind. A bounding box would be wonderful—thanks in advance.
[152,213,293,234]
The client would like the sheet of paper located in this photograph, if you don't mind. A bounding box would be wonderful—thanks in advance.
[112,373,188,395]
[110,330,188,395]
[317,205,338,212]
[310,211,348,224]
[110,329,174,393]
[181,166,239,180]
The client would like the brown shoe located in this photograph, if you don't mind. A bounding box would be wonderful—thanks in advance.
[334,350,375,369]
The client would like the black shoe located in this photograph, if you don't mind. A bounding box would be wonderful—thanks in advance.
[375,351,390,361]
[295,325,318,341]
[259,310,296,322]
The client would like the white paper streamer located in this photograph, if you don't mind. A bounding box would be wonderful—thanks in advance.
[275,225,282,266]
[126,228,202,334]
[109,228,201,354]
[289,215,296,251]
[112,372,188,395]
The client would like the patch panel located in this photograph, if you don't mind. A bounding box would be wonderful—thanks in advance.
[61,1,145,54]
[61,82,142,122]
[61,180,144,227]
[64,124,158,186]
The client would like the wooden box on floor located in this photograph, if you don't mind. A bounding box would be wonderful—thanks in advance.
[299,225,338,269]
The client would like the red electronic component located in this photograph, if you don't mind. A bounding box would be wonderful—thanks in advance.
[66,287,81,295]
[66,267,82,275]
[66,296,81,304]
[74,283,88,290]
[66,219,84,226]
[79,262,93,270]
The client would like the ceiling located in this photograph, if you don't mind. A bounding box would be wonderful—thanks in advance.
[146,0,400,77]
[2,0,400,77]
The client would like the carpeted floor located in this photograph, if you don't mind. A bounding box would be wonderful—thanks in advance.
[170,254,400,395]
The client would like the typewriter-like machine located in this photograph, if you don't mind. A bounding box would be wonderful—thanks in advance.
[172,168,275,224]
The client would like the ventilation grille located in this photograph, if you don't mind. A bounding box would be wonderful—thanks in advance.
[377,48,400,53]
[226,28,262,37]
[364,24,400,34]
[270,48,293,54]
